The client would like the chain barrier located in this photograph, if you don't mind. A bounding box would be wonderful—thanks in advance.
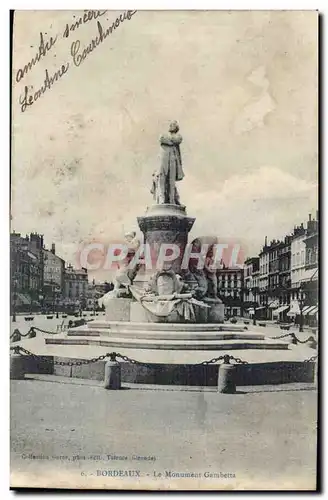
[10,325,69,341]
[10,347,248,367]
[10,345,318,366]
[304,354,318,363]
[271,331,317,347]
[195,354,249,366]
[10,328,34,340]
[10,345,113,366]
[114,353,156,368]
[271,332,293,340]
[32,326,63,335]
[293,335,316,345]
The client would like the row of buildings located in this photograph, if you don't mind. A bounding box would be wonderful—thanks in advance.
[243,212,319,324]
[11,210,319,322]
[10,232,111,312]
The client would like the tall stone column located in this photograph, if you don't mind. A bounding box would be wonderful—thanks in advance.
[137,204,195,274]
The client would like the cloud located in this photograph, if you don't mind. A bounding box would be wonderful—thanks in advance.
[233,66,276,134]
[181,166,317,257]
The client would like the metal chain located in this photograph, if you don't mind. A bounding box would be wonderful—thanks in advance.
[196,355,225,366]
[114,353,155,368]
[196,354,248,366]
[10,328,34,339]
[271,332,317,346]
[12,345,113,366]
[304,354,318,363]
[295,335,316,345]
[32,326,63,335]
[10,326,61,339]
[10,346,316,365]
[271,332,294,340]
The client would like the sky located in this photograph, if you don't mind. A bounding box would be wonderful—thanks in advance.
[11,10,318,279]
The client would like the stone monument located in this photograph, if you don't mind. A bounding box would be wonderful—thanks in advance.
[98,121,225,323]
[62,122,292,357]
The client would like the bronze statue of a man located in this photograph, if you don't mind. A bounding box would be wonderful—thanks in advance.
[151,120,184,205]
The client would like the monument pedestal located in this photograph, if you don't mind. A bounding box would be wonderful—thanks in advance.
[137,204,195,273]
[204,298,225,323]
[105,298,132,322]
[130,302,184,323]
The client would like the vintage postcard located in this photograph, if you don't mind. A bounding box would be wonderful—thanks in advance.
[10,10,318,490]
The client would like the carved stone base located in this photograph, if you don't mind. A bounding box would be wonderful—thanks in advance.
[105,298,132,322]
[203,299,225,323]
[130,302,184,323]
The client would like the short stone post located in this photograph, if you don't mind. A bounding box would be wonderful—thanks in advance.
[104,353,121,390]
[27,327,36,339]
[217,356,236,394]
[11,329,21,343]
[10,351,26,380]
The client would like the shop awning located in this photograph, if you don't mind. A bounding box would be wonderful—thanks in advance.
[255,306,266,311]
[302,305,313,315]
[273,305,289,316]
[300,269,318,283]
[307,306,318,316]
[15,293,31,305]
[248,308,255,314]
[269,300,279,309]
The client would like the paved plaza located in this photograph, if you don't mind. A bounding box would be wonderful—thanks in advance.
[10,379,317,490]
[10,313,318,490]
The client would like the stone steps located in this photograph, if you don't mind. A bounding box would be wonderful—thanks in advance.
[87,321,247,332]
[46,336,289,351]
[68,327,266,341]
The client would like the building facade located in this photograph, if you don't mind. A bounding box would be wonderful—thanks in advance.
[289,214,318,323]
[10,232,44,310]
[64,265,88,307]
[217,266,243,317]
[243,257,259,317]
[258,238,286,320]
[43,244,65,308]
[86,280,113,310]
[272,235,292,322]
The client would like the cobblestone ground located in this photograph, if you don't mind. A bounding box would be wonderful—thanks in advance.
[10,380,317,490]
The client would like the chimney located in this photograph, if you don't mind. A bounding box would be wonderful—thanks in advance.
[265,236,267,247]
[51,243,56,254]
[309,213,312,222]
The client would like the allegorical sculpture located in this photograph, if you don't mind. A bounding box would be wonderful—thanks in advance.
[130,268,210,323]
[98,231,141,306]
[150,120,184,205]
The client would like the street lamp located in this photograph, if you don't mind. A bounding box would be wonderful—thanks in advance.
[55,293,59,319]
[252,305,257,326]
[39,292,44,313]
[298,283,306,333]
[250,286,257,325]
